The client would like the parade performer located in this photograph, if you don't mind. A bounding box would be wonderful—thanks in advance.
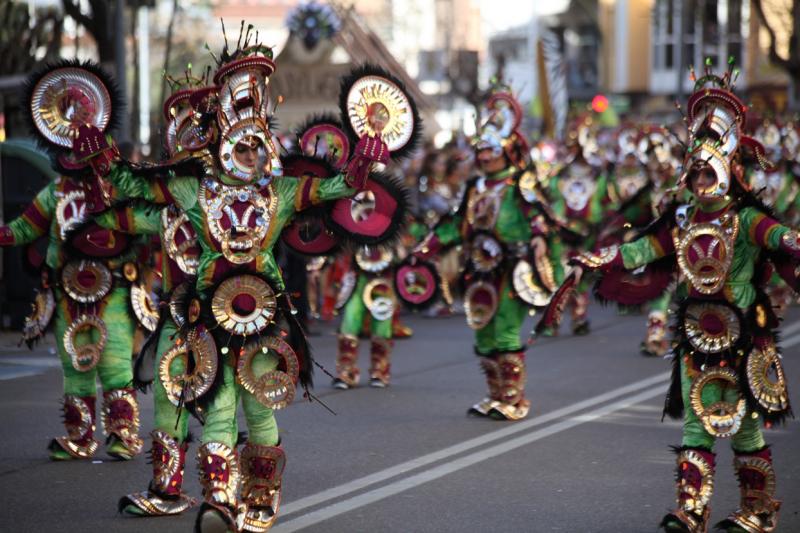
[115,70,204,517]
[548,124,614,335]
[539,60,792,532]
[407,84,558,421]
[334,245,400,389]
[0,62,151,461]
[89,25,418,530]
[636,126,682,356]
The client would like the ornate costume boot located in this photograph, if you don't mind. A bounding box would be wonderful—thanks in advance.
[716,447,780,533]
[240,444,286,532]
[391,313,413,338]
[660,447,715,533]
[571,292,590,335]
[488,352,530,421]
[102,388,144,460]
[333,334,360,389]
[369,337,392,388]
[48,395,99,460]
[641,310,669,357]
[195,442,241,533]
[119,431,195,516]
[467,356,501,417]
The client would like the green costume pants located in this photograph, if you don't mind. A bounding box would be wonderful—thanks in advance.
[680,357,765,452]
[200,350,279,448]
[648,288,672,315]
[153,318,189,441]
[339,275,392,339]
[474,275,528,355]
[54,287,135,396]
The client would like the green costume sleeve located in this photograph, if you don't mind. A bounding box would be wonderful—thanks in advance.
[94,203,162,235]
[739,206,790,250]
[276,173,356,213]
[7,181,56,245]
[620,234,668,269]
[108,164,198,210]
[433,215,463,247]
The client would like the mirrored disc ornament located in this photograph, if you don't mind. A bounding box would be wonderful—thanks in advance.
[211,275,277,336]
[64,314,108,372]
[159,327,219,406]
[29,66,113,148]
[464,281,498,330]
[394,260,438,309]
[131,283,160,332]
[512,260,552,307]
[236,336,299,410]
[362,278,397,321]
[300,123,351,169]
[345,75,415,153]
[746,343,790,414]
[683,302,741,354]
[61,260,112,304]
[689,367,748,438]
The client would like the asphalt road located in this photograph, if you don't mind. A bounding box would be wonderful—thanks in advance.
[1,304,798,533]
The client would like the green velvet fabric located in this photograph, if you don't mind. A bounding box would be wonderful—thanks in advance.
[54,287,135,396]
[339,274,392,339]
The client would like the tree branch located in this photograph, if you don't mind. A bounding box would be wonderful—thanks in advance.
[752,0,791,69]
[60,0,92,32]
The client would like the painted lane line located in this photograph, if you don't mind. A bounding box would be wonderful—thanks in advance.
[0,368,43,381]
[280,371,670,518]
[0,357,60,367]
[274,386,666,532]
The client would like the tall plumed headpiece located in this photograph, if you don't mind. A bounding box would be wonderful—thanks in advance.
[200,21,283,182]
[678,57,772,199]
[474,80,529,168]
[163,64,210,157]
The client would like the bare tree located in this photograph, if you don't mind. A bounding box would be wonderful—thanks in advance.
[0,0,62,75]
[61,0,116,63]
[752,0,800,109]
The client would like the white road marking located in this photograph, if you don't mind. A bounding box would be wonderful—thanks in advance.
[280,371,670,518]
[0,368,43,381]
[274,386,667,532]
[277,318,800,531]
[0,356,60,367]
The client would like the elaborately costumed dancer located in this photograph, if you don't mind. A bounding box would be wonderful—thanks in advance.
[82,25,417,531]
[114,69,205,517]
[0,62,153,461]
[547,124,614,336]
[538,60,792,532]
[405,84,559,421]
[333,244,403,389]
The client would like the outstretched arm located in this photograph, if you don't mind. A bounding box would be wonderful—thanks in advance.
[0,181,56,246]
[107,163,198,210]
[94,202,162,236]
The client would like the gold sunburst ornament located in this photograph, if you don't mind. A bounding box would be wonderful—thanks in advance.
[29,65,113,148]
[131,282,159,332]
[689,367,748,438]
[236,336,299,410]
[345,75,415,152]
[211,275,277,336]
[159,327,218,406]
[61,260,112,304]
[746,342,790,414]
[64,314,108,372]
